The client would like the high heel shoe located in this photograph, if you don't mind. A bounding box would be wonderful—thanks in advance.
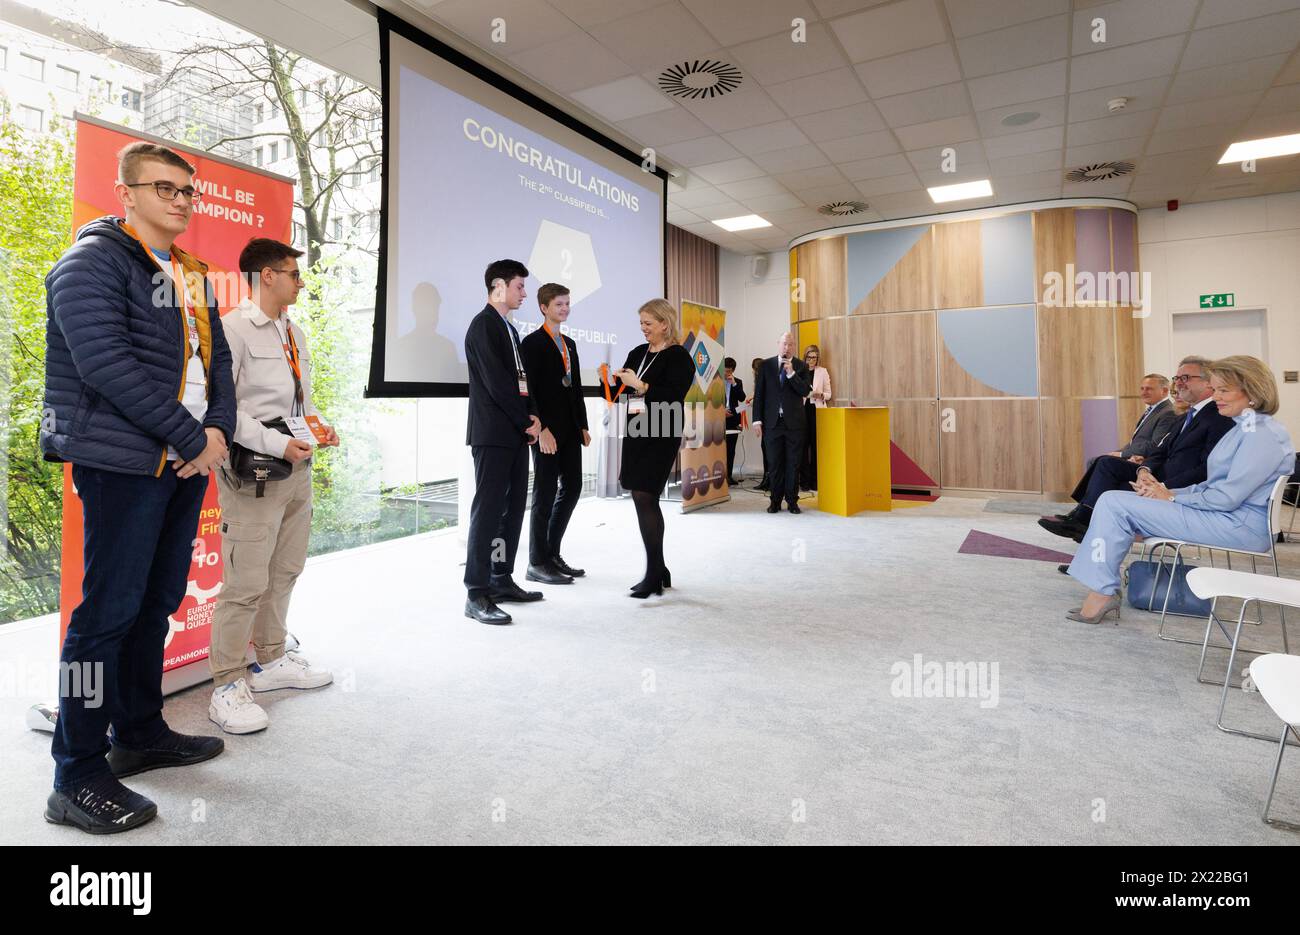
[1065,593,1122,624]
[662,567,671,589]
[629,571,665,599]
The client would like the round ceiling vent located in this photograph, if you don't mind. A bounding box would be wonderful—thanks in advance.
[1000,110,1040,127]
[1065,160,1136,182]
[658,60,742,99]
[818,200,870,216]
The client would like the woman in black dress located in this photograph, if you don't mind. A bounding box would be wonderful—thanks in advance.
[611,299,695,598]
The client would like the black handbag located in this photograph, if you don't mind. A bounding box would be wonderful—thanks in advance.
[228,417,294,498]
[1125,559,1212,617]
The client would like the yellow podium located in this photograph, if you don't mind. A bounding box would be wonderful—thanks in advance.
[814,406,891,516]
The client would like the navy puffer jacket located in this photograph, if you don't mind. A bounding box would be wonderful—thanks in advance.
[41,216,236,475]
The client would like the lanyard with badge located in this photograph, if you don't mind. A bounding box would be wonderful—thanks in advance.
[542,321,572,387]
[503,314,528,396]
[627,350,658,415]
[276,316,331,446]
[171,257,205,384]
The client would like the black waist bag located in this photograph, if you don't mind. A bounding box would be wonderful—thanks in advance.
[228,417,294,498]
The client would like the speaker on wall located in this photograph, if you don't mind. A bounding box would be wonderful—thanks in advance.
[751,255,770,279]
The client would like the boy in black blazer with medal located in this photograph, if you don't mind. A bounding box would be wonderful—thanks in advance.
[520,283,590,583]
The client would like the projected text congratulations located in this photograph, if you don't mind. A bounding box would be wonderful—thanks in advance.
[463,118,641,213]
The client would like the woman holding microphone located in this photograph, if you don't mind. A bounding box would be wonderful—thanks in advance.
[610,299,694,598]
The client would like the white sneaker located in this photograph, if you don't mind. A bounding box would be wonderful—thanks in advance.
[208,679,269,734]
[246,651,333,692]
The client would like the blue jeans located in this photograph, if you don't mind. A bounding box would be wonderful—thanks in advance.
[52,464,207,789]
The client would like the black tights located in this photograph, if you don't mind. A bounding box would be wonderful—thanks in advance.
[631,490,665,585]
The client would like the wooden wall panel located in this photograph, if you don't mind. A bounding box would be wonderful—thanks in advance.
[666,224,718,312]
[849,312,936,400]
[1040,397,1084,496]
[939,399,1041,491]
[794,237,847,321]
[938,339,1013,398]
[1033,207,1074,296]
[816,317,849,401]
[1037,304,1116,397]
[933,221,982,309]
[856,398,940,486]
[1114,305,1144,392]
[853,230,933,315]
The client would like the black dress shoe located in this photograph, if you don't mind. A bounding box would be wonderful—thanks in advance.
[45,775,156,835]
[526,562,573,585]
[489,579,544,602]
[767,502,780,513]
[756,482,771,492]
[552,555,585,577]
[465,596,512,624]
[1058,564,1070,575]
[629,575,664,598]
[107,729,224,779]
[788,503,802,514]
[1037,516,1087,541]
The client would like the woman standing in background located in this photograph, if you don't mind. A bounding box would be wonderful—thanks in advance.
[800,344,831,492]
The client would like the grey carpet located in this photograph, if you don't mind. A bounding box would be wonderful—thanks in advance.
[985,499,1076,515]
[1,493,1297,845]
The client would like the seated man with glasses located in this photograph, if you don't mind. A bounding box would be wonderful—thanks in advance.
[1039,356,1235,545]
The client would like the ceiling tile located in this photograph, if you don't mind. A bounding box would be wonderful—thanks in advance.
[679,84,787,131]
[716,175,792,199]
[818,128,901,161]
[1067,76,1171,121]
[548,0,664,28]
[743,191,808,212]
[905,140,988,175]
[914,163,993,186]
[667,207,704,224]
[1066,109,1159,146]
[853,43,963,98]
[854,172,924,197]
[1181,10,1300,70]
[1145,124,1237,155]
[1276,52,1300,86]
[721,119,812,154]
[427,0,578,54]
[508,31,635,93]
[751,144,832,173]
[830,0,949,63]
[766,68,870,117]
[1239,109,1300,137]
[680,0,819,46]
[1068,0,1199,56]
[694,199,751,220]
[968,60,1068,110]
[1064,136,1146,166]
[871,189,955,218]
[668,184,734,207]
[837,152,915,180]
[1196,0,1300,29]
[956,14,1069,79]
[796,183,870,207]
[1256,83,1300,117]
[893,114,980,150]
[983,124,1064,159]
[1061,175,1133,197]
[692,156,768,184]
[773,165,849,189]
[1069,36,1184,93]
[943,0,1070,39]
[1165,55,1287,106]
[876,82,972,128]
[659,135,743,165]
[589,3,719,71]
[571,75,677,121]
[792,102,888,141]
[1154,92,1264,132]
[618,106,714,146]
[990,148,1063,175]
[730,23,849,85]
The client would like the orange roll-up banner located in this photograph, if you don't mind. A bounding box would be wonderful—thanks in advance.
[59,115,295,683]
[679,299,729,513]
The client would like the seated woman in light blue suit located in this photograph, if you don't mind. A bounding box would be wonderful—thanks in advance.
[1066,355,1294,624]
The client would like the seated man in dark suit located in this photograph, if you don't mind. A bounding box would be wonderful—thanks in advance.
[1040,356,1234,543]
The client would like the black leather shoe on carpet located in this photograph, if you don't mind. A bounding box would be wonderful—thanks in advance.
[526,562,573,585]
[107,729,224,779]
[489,579,544,602]
[788,503,802,514]
[1058,564,1070,575]
[1037,516,1087,541]
[45,774,157,835]
[552,555,585,577]
[465,596,512,624]
[766,503,780,513]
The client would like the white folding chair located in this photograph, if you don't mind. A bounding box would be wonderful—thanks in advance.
[1248,654,1300,827]
[1138,475,1292,645]
[1186,567,1297,743]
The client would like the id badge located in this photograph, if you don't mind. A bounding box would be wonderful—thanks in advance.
[628,396,647,414]
[517,377,529,396]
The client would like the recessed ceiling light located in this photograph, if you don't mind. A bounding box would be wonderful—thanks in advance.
[1000,110,1040,127]
[1218,133,1300,163]
[712,214,771,231]
[927,179,993,204]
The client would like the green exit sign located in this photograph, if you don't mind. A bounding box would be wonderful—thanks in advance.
[1199,293,1235,308]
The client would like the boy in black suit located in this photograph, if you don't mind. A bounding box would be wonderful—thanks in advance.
[463,259,542,625]
[723,357,744,485]
[520,283,590,584]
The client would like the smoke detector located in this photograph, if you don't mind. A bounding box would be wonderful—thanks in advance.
[1107,97,1129,113]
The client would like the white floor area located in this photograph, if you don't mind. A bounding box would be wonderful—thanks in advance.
[2,485,1298,845]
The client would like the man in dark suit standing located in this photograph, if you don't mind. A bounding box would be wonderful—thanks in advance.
[463,259,543,625]
[1040,356,1233,543]
[520,283,589,585]
[752,331,812,514]
[723,357,744,485]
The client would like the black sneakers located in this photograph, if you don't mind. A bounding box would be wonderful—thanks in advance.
[107,728,225,779]
[45,774,157,835]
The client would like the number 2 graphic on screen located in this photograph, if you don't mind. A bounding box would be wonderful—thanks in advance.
[560,248,573,280]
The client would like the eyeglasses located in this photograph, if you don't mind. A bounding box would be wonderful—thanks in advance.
[270,268,305,283]
[125,180,202,203]
[1172,374,1205,383]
